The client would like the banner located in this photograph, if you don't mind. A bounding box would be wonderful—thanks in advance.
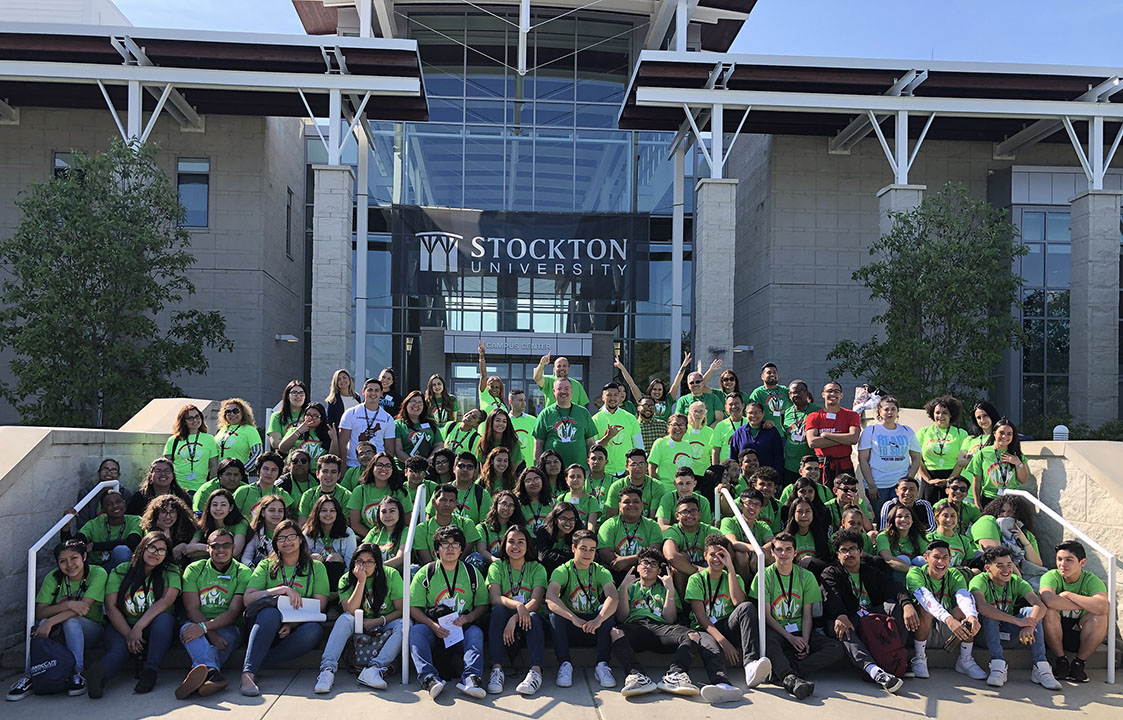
[391,205,649,300]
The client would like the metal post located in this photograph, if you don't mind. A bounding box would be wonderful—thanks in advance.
[126,79,141,140]
[328,88,342,165]
[401,483,428,685]
[359,0,372,38]
[675,0,688,52]
[517,0,530,76]
[670,142,684,378]
[719,488,767,659]
[1091,115,1105,190]
[355,126,369,382]
[710,104,723,179]
[895,109,908,185]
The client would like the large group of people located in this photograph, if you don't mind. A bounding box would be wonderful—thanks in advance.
[8,353,1112,706]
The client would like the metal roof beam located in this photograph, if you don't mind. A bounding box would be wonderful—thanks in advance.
[372,0,396,39]
[0,97,17,124]
[994,75,1123,158]
[112,35,204,131]
[644,0,678,49]
[829,69,926,155]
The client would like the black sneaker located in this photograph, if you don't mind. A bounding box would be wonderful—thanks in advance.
[134,667,158,694]
[1052,656,1070,681]
[5,676,31,702]
[86,662,105,699]
[782,673,814,700]
[1068,659,1089,683]
[67,673,87,697]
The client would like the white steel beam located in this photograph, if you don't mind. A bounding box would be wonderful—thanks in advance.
[0,97,17,124]
[517,0,529,76]
[829,69,926,154]
[644,0,678,50]
[994,75,1123,158]
[372,0,396,38]
[116,35,204,131]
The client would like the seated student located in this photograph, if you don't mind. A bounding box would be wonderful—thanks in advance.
[233,451,294,518]
[278,448,317,501]
[481,446,519,496]
[545,529,623,690]
[140,493,196,569]
[240,519,330,697]
[442,408,484,455]
[427,448,456,488]
[823,473,874,532]
[347,451,412,536]
[432,451,491,525]
[1040,540,1110,683]
[926,502,978,570]
[536,451,566,503]
[536,502,580,575]
[405,454,436,504]
[684,534,770,694]
[904,539,986,681]
[730,449,761,496]
[363,496,409,571]
[821,529,918,693]
[778,477,831,527]
[969,546,1060,690]
[409,525,488,700]
[877,504,929,579]
[316,543,404,694]
[475,490,525,565]
[558,463,603,530]
[721,487,775,577]
[778,497,834,578]
[7,539,107,701]
[583,444,616,507]
[656,467,713,529]
[751,467,783,533]
[77,489,142,569]
[340,441,375,491]
[662,496,721,594]
[616,548,742,704]
[192,458,249,515]
[970,495,1045,578]
[515,466,553,532]
[175,528,252,700]
[486,526,548,696]
[931,476,981,534]
[777,456,833,506]
[415,483,483,565]
[878,477,935,531]
[241,494,288,568]
[838,506,877,555]
[89,531,181,698]
[597,486,665,578]
[699,462,736,517]
[125,457,192,516]
[302,495,356,591]
[295,454,352,526]
[606,448,666,520]
[750,532,845,700]
[185,488,248,562]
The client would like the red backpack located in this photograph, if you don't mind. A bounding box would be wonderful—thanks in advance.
[856,612,907,678]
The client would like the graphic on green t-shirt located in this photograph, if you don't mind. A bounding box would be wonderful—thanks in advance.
[663,522,720,565]
[486,560,547,600]
[925,530,976,566]
[625,581,669,623]
[395,419,442,460]
[508,413,537,468]
[558,492,602,528]
[362,525,403,561]
[719,516,774,546]
[442,421,481,454]
[597,515,664,556]
[750,564,821,631]
[339,566,403,616]
[182,558,252,620]
[36,565,108,625]
[875,531,926,558]
[414,514,482,551]
[749,384,792,427]
[541,376,590,408]
[685,570,743,626]
[268,410,305,441]
[656,491,712,526]
[106,562,182,625]
[410,561,487,613]
[682,426,713,475]
[233,484,295,520]
[533,404,598,469]
[916,424,969,472]
[647,436,694,486]
[298,485,352,519]
[549,560,612,614]
[780,403,821,471]
[932,499,982,534]
[592,407,641,474]
[673,392,722,426]
[247,558,330,597]
[604,477,665,517]
[348,483,413,529]
[1039,569,1107,619]
[164,432,219,491]
[966,446,1027,498]
[215,424,262,467]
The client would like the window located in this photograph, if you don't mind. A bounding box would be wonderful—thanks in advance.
[286,187,294,258]
[177,158,209,227]
[1019,209,1070,419]
[53,152,75,178]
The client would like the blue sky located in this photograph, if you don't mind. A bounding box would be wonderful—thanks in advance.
[113,0,1121,68]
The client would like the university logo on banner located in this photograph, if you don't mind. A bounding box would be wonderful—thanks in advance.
[417,231,462,272]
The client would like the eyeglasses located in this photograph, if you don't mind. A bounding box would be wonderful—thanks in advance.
[158,508,178,516]
[288,389,306,396]
[638,560,660,568]
[373,462,394,469]
[837,546,861,554]
[676,507,700,515]
[144,546,168,555]
[186,415,203,422]
[456,463,475,469]
[274,534,301,543]
[358,560,377,568]
[557,515,577,524]
[224,408,241,415]
[688,380,702,385]
[208,542,234,550]
[357,450,375,458]
[102,467,120,475]
[437,541,462,550]
[949,485,968,493]
[291,458,310,465]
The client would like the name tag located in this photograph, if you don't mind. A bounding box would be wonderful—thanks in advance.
[825,413,837,420]
[999,631,1011,642]
[784,623,799,633]
[421,423,430,430]
[186,473,197,481]
[440,597,456,609]
[218,575,231,580]
[709,615,719,625]
[512,594,526,603]
[857,609,869,617]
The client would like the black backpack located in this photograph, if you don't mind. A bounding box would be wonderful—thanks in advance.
[29,635,75,695]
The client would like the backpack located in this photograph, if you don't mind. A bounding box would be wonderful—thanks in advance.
[856,612,907,678]
[29,635,75,695]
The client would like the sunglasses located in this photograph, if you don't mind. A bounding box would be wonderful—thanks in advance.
[291,457,310,465]
[224,408,241,415]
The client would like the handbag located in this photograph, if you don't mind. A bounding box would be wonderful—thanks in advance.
[346,628,392,672]
[243,595,279,626]
[855,612,907,678]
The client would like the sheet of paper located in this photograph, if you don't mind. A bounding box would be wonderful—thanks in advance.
[438,612,464,647]
[277,595,326,623]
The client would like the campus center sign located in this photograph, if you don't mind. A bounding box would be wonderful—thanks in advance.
[392,205,649,300]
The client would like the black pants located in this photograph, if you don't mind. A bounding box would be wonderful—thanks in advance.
[762,630,846,681]
[825,601,912,672]
[921,469,953,505]
[617,618,729,684]
[714,602,765,666]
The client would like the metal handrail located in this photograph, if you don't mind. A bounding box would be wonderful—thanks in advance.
[400,483,428,685]
[25,480,119,672]
[1000,489,1115,684]
[719,487,768,658]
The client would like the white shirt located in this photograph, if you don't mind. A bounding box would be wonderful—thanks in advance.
[340,403,395,466]
[858,423,920,489]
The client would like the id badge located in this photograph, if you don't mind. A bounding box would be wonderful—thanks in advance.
[512,594,526,603]
[440,597,456,610]
[999,631,1011,642]
[784,623,799,633]
[186,472,197,482]
[857,609,869,618]
[708,615,719,625]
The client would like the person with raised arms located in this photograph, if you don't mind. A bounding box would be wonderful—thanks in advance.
[486,526,548,695]
[606,448,665,519]
[673,366,724,425]
[338,377,398,469]
[597,486,665,578]
[1039,540,1110,683]
[477,343,509,414]
[534,352,590,408]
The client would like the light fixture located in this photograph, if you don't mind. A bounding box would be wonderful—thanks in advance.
[274,334,298,343]
[733,344,753,353]
[405,336,415,353]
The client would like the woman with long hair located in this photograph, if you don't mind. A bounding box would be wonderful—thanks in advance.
[302,495,356,589]
[140,494,196,568]
[315,543,405,693]
[964,401,1002,461]
[348,451,412,536]
[475,490,526,564]
[476,408,520,466]
[268,380,310,450]
[857,395,923,516]
[240,494,288,568]
[481,446,518,496]
[377,367,400,418]
[877,504,928,577]
[717,369,750,406]
[485,526,547,695]
[233,451,295,520]
[240,519,329,696]
[325,369,361,428]
[967,418,1029,508]
[276,402,339,473]
[424,373,459,425]
[394,390,443,464]
[214,398,262,474]
[164,404,219,494]
[926,502,978,571]
[427,447,456,487]
[477,343,508,414]
[92,531,181,697]
[127,457,192,516]
[536,502,580,574]
[970,495,1043,573]
[362,496,409,571]
[779,497,833,578]
[535,450,564,498]
[556,464,601,531]
[185,488,248,560]
[515,467,552,533]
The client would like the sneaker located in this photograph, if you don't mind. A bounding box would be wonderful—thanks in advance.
[198,670,228,697]
[620,672,657,697]
[743,657,772,689]
[1031,661,1062,691]
[516,669,542,695]
[357,666,387,690]
[594,662,616,688]
[176,665,209,700]
[421,675,445,699]
[955,655,988,681]
[5,676,31,702]
[1068,658,1089,684]
[1052,656,1070,681]
[782,673,814,700]
[657,671,699,696]
[314,668,334,694]
[487,667,505,694]
[700,682,742,704]
[67,673,87,697]
[873,669,903,693]
[457,675,487,699]
[910,655,930,679]
[986,659,1008,688]
[133,668,157,694]
[87,662,105,699]
[556,661,574,688]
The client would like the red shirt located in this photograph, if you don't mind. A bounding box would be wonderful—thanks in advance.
[806,407,861,460]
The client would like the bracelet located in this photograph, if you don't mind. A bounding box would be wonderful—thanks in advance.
[198,622,207,632]
[380,616,386,627]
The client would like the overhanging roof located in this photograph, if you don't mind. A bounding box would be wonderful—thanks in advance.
[0,23,428,121]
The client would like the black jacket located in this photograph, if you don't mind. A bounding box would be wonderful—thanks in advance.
[821,560,914,620]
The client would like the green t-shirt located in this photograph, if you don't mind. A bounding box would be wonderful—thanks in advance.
[233,483,295,519]
[215,424,262,468]
[875,531,927,558]
[247,558,330,598]
[541,376,590,408]
[549,560,613,614]
[557,492,603,529]
[969,573,1033,614]
[486,559,547,600]
[778,481,832,507]
[78,515,143,565]
[106,562,182,625]
[906,565,968,613]
[164,432,219,491]
[362,525,403,561]
[182,558,252,621]
[748,384,792,428]
[966,446,1028,498]
[297,484,352,519]
[792,530,821,560]
[410,561,487,613]
[925,529,977,566]
[533,404,598,469]
[522,501,551,533]
[824,497,873,529]
[592,408,642,474]
[395,419,442,460]
[267,409,305,441]
[916,424,969,473]
[655,491,713,526]
[475,522,507,557]
[509,413,538,468]
[711,417,747,464]
[596,515,664,557]
[478,389,507,415]
[192,478,246,514]
[932,499,982,534]
[682,426,714,475]
[673,392,723,426]
[429,395,460,425]
[348,483,413,530]
[969,515,1040,556]
[685,569,744,627]
[663,522,720,565]
[338,566,403,617]
[780,403,822,472]
[340,465,363,491]
[36,565,108,625]
[281,431,330,473]
[758,497,782,533]
[844,569,872,610]
[719,516,774,546]
[624,581,670,623]
[442,421,481,454]
[414,514,482,552]
[604,476,665,518]
[1039,569,1108,619]
[750,564,821,631]
[428,483,492,525]
[647,436,694,486]
[583,474,617,506]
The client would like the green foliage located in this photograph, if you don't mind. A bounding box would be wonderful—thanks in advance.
[827,182,1027,408]
[0,139,232,428]
[1019,414,1091,441]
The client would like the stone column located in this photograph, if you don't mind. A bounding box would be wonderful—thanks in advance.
[1069,189,1122,426]
[311,165,355,395]
[876,184,926,237]
[693,178,739,363]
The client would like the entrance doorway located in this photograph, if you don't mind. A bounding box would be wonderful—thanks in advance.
[448,357,586,417]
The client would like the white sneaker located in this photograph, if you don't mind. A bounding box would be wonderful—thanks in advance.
[487,667,505,694]
[955,655,988,680]
[620,672,657,697]
[594,662,616,688]
[516,669,542,695]
[910,655,930,679]
[556,662,574,688]
[1031,661,1062,691]
[987,659,1008,688]
[700,682,742,704]
[743,657,771,689]
[357,666,387,690]
[314,668,335,694]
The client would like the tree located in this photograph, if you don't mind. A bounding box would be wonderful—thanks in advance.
[826,182,1026,408]
[0,139,233,428]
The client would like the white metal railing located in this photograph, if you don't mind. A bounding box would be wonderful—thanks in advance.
[1001,489,1116,684]
[25,480,120,672]
[719,487,768,658]
[400,483,428,684]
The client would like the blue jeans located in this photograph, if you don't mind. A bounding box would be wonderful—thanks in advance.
[982,607,1046,664]
[488,606,545,668]
[874,486,897,518]
[101,612,176,679]
[42,617,103,673]
[321,614,403,672]
[549,611,615,664]
[180,622,242,670]
[410,620,484,682]
[242,607,324,675]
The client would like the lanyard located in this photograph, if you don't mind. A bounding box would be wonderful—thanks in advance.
[778,567,796,617]
[105,516,126,543]
[572,565,597,608]
[680,525,702,561]
[507,562,526,597]
[360,580,377,613]
[931,425,952,456]
[622,520,640,548]
[219,425,240,454]
[61,575,86,601]
[928,572,950,606]
[702,572,721,616]
[848,571,865,606]
[183,432,201,469]
[279,563,304,591]
[449,425,474,450]
[989,579,1011,611]
[729,416,746,433]
[439,563,462,606]
[633,583,658,612]
[456,484,474,513]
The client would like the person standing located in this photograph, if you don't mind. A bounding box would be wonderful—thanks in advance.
[535,353,590,408]
[673,371,724,425]
[916,396,970,505]
[338,378,398,469]
[533,378,601,470]
[592,382,643,475]
[805,381,861,486]
[164,405,219,494]
[857,397,922,515]
[748,363,791,429]
[507,389,538,469]
[780,381,822,486]
[728,402,785,479]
